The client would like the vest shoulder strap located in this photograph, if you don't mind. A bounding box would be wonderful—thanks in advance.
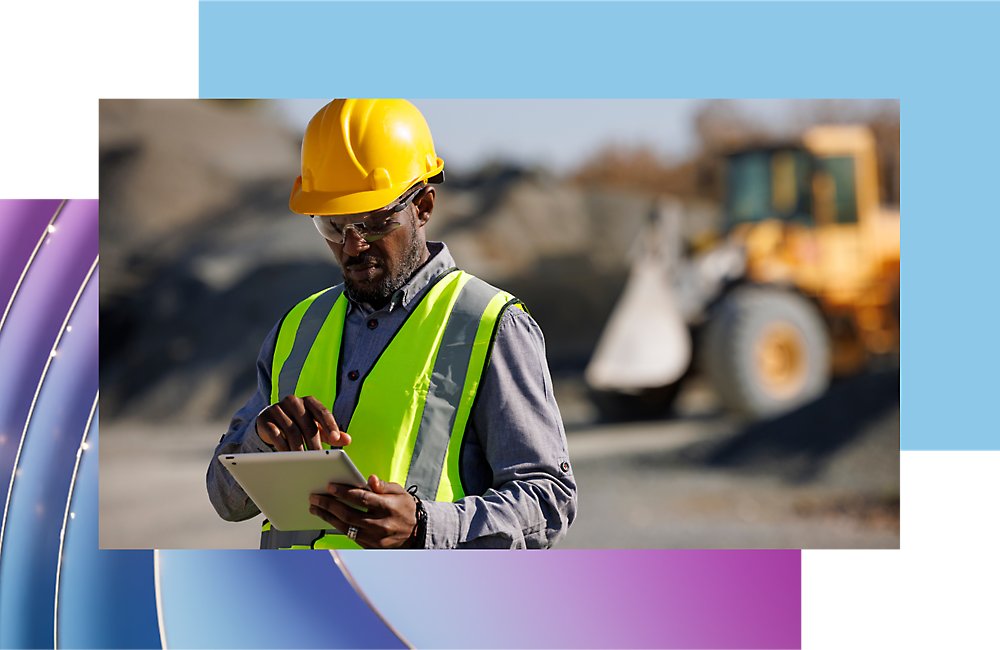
[403,273,513,499]
[272,285,345,404]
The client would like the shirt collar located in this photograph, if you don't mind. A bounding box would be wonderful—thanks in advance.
[345,241,455,315]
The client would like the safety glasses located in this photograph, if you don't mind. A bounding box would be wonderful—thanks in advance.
[311,183,425,244]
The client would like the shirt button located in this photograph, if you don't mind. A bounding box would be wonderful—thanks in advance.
[367,318,378,330]
[348,370,359,381]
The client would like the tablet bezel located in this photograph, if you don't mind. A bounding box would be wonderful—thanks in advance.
[218,449,368,531]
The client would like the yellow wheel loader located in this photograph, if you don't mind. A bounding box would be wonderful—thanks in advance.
[586,125,900,420]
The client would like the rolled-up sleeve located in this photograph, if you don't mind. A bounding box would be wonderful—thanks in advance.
[423,307,578,548]
[206,324,277,522]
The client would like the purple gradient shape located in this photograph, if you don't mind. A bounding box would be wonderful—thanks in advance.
[339,549,800,649]
[0,271,98,648]
[0,200,63,317]
[0,199,98,521]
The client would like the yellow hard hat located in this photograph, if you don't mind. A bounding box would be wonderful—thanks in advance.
[289,99,445,216]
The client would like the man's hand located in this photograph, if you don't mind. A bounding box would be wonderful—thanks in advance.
[255,395,350,452]
[308,474,418,549]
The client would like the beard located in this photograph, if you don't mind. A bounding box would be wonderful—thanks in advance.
[341,223,426,306]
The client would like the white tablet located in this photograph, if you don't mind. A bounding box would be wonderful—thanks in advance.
[218,449,368,531]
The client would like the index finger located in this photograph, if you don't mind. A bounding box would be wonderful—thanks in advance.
[303,396,349,447]
[278,395,322,451]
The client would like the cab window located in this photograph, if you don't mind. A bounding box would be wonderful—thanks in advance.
[816,157,858,224]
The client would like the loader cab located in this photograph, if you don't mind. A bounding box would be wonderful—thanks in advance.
[721,129,879,301]
[801,125,881,229]
[723,146,817,232]
[722,135,870,233]
[811,155,859,225]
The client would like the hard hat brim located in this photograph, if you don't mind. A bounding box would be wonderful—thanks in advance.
[289,160,444,216]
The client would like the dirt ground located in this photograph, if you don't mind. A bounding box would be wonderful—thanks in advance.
[559,415,900,549]
[557,368,900,549]
[99,368,899,550]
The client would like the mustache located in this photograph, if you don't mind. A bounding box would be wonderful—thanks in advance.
[344,252,385,267]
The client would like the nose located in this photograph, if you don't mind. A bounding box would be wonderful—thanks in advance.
[342,226,370,256]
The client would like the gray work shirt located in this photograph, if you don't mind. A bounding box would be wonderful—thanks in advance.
[207,242,577,548]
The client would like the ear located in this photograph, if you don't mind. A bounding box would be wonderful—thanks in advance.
[413,187,435,228]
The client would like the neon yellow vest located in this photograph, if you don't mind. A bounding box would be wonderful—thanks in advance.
[260,268,522,549]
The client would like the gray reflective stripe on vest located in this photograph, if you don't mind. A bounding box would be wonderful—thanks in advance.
[277,286,345,400]
[404,276,501,499]
[260,525,337,549]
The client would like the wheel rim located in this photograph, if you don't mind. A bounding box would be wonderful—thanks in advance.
[753,321,808,400]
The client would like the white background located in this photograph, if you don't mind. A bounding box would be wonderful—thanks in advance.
[1,2,993,649]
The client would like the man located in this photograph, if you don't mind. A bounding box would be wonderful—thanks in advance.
[207,99,577,549]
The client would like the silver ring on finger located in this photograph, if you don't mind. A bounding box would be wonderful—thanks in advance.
[347,525,358,541]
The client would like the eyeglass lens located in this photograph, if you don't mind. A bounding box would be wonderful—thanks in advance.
[311,184,424,244]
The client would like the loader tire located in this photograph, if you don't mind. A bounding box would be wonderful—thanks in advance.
[703,286,829,420]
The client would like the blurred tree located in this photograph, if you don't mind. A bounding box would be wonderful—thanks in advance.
[570,144,696,198]
[868,111,900,206]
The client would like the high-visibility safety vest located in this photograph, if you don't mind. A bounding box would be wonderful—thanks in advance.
[259,268,523,549]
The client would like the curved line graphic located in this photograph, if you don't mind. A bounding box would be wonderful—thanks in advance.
[0,256,99,562]
[53,390,99,649]
[329,551,415,650]
[154,549,168,650]
[0,200,65,339]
